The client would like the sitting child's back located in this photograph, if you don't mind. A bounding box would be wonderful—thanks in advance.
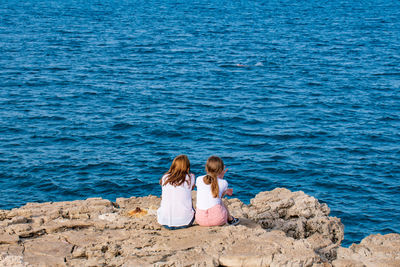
[195,156,239,227]
[157,155,195,229]
[196,175,227,210]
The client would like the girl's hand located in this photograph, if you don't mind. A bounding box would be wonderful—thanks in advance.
[218,166,228,179]
[226,188,233,196]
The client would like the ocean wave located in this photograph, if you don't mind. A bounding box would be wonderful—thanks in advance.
[79,162,120,171]
[111,123,135,131]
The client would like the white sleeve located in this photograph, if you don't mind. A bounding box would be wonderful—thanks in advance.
[219,179,228,197]
[161,174,167,184]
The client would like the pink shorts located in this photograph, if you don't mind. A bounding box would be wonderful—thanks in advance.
[195,204,228,226]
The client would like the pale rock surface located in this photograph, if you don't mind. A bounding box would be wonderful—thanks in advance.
[333,233,400,267]
[0,189,397,267]
[0,254,29,267]
[242,188,344,261]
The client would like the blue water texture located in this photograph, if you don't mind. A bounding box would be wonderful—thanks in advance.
[1,0,399,247]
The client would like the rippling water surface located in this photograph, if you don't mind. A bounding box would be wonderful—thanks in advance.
[1,0,399,246]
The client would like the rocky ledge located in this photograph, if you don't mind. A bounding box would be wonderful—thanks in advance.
[0,188,398,267]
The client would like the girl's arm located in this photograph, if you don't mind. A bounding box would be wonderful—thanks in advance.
[222,188,233,197]
[219,170,231,196]
[218,166,228,179]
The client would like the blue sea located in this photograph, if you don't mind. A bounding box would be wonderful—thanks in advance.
[1,0,399,246]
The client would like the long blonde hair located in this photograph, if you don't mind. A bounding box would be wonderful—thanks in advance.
[203,156,224,198]
[161,155,191,187]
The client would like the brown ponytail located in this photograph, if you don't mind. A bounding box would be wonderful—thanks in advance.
[203,174,219,198]
[203,156,224,198]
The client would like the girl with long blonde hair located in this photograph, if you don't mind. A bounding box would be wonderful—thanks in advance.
[157,155,195,229]
[195,156,239,226]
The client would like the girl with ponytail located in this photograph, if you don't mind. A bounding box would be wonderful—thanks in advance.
[195,156,239,226]
[157,155,195,229]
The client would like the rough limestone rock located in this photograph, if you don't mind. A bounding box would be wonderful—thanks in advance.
[332,233,400,267]
[242,188,344,261]
[0,189,397,267]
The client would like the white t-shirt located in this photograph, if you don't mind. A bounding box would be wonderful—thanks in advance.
[157,173,195,227]
[196,175,228,210]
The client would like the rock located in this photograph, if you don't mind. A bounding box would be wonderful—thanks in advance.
[0,253,30,267]
[246,188,344,261]
[0,190,396,266]
[0,211,8,221]
[0,233,19,245]
[9,216,29,226]
[7,198,115,222]
[115,195,160,211]
[23,235,73,266]
[219,230,321,267]
[98,213,119,222]
[224,198,249,219]
[333,233,400,267]
[44,220,93,233]
[71,246,86,259]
